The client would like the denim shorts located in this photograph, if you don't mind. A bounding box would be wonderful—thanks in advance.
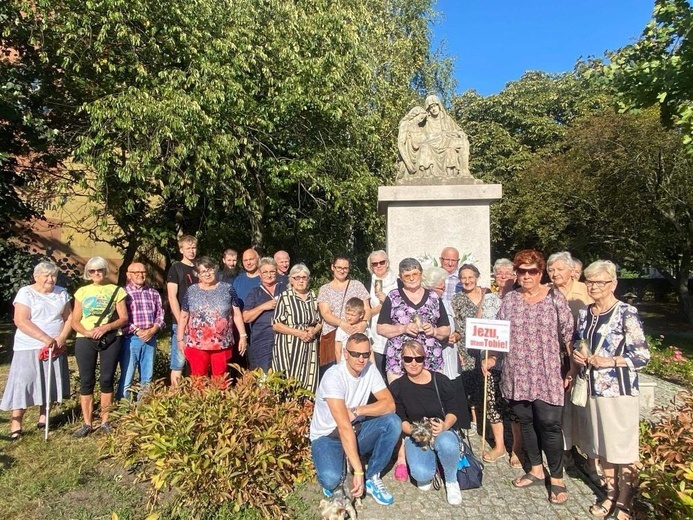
[169,324,186,371]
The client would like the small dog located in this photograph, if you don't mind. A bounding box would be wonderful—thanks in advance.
[319,485,359,519]
[411,417,436,450]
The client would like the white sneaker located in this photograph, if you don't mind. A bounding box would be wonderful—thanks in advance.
[445,482,462,505]
[417,480,432,491]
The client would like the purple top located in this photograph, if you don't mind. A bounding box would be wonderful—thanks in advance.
[497,289,574,406]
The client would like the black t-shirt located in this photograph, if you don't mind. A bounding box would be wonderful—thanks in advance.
[166,262,197,323]
[390,372,461,424]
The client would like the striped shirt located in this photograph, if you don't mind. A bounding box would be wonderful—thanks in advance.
[125,282,165,334]
[442,272,460,303]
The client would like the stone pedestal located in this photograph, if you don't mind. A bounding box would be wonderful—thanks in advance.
[377,183,502,286]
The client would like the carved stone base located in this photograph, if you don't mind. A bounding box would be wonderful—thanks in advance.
[377,183,503,285]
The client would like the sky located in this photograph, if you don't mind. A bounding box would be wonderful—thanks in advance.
[432,0,655,96]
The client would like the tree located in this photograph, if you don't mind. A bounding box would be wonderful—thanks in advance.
[2,0,452,282]
[603,0,693,147]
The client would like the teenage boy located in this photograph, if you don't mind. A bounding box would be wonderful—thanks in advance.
[334,297,366,363]
[166,235,198,388]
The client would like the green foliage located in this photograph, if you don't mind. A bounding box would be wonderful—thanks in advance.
[642,335,693,387]
[637,391,693,519]
[105,369,315,519]
[603,0,693,147]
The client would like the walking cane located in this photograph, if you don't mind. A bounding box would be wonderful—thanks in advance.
[44,344,54,442]
[480,350,490,455]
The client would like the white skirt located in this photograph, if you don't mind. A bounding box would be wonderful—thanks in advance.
[0,349,71,410]
[585,394,640,464]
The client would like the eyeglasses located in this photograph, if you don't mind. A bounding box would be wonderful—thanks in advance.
[346,349,371,359]
[403,355,425,364]
[87,268,105,275]
[197,269,215,276]
[401,272,421,281]
[260,270,277,276]
[517,267,541,276]
[334,266,350,272]
[127,271,146,275]
[440,257,459,264]
[371,260,387,267]
[292,275,309,281]
[585,279,613,288]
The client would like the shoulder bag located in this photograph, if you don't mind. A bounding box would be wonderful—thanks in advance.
[549,288,571,378]
[319,281,350,367]
[91,288,120,352]
[432,372,484,489]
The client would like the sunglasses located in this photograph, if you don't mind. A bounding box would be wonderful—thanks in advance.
[402,355,425,364]
[371,260,387,267]
[346,349,371,360]
[401,272,421,281]
[87,268,105,274]
[517,267,541,276]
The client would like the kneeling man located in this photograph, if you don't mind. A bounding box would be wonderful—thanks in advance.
[309,333,401,506]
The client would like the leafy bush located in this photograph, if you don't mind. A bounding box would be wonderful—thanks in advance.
[636,391,693,519]
[642,335,693,388]
[104,369,315,519]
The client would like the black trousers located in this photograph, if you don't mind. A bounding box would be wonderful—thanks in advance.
[74,336,122,394]
[510,399,564,478]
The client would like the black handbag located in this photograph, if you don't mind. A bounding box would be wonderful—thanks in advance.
[91,289,120,352]
[432,373,484,490]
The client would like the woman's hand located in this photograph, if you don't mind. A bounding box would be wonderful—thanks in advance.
[89,325,111,340]
[376,290,386,303]
[264,299,277,311]
[237,336,247,356]
[481,357,496,377]
[430,417,445,436]
[404,322,420,337]
[572,349,588,367]
[421,322,435,337]
[297,329,313,342]
[448,331,461,344]
[587,354,616,369]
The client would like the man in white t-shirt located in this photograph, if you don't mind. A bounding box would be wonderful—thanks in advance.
[309,333,401,507]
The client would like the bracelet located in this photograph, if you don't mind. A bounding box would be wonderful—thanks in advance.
[240,333,248,338]
[613,357,617,368]
[353,470,364,476]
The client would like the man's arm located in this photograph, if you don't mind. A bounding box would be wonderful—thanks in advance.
[325,398,364,488]
[167,282,181,323]
[352,387,395,418]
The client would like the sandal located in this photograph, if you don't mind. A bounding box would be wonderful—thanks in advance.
[9,430,22,441]
[483,450,508,463]
[549,484,568,505]
[590,497,615,518]
[512,472,544,488]
[608,505,633,520]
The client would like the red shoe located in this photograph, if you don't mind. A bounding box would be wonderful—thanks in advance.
[394,463,408,482]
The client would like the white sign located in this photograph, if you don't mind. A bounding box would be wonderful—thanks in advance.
[465,318,510,352]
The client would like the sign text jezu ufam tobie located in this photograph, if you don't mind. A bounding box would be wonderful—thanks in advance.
[464,318,511,352]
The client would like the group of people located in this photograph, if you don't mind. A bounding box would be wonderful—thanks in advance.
[0,241,649,519]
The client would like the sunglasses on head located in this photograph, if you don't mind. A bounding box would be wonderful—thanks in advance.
[346,349,370,359]
[517,267,541,276]
[402,355,425,364]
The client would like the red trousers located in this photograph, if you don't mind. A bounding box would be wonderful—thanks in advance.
[184,347,232,377]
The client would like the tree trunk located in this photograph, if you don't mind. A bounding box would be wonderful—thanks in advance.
[677,249,693,325]
[118,237,141,286]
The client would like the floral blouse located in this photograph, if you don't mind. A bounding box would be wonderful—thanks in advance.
[497,289,574,406]
[377,288,449,376]
[576,302,650,397]
[182,282,240,351]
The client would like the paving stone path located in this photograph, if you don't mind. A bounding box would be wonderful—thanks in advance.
[307,374,688,519]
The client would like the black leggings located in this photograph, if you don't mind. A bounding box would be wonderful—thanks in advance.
[510,399,564,478]
[74,336,122,395]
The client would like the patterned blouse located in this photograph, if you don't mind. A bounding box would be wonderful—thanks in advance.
[576,302,650,397]
[378,288,449,376]
[181,282,240,351]
[497,289,574,406]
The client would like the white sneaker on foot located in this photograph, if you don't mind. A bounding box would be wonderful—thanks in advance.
[417,480,432,491]
[445,482,462,505]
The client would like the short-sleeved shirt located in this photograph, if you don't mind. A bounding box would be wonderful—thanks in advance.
[73,284,127,337]
[317,280,370,334]
[166,262,198,324]
[181,282,240,351]
[13,285,71,351]
[309,361,386,441]
[232,272,262,308]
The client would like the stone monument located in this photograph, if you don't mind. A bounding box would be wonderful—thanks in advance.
[378,95,502,285]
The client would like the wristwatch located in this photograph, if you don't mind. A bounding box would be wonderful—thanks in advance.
[350,406,358,416]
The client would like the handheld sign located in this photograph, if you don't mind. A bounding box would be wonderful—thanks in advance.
[465,318,510,352]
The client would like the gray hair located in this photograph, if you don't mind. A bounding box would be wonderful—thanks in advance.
[583,260,617,281]
[34,261,59,277]
[421,267,448,289]
[547,251,575,270]
[367,250,389,274]
[259,257,277,269]
[289,263,310,277]
[194,256,217,272]
[493,258,514,273]
[573,258,583,270]
[398,257,422,275]
[83,256,109,280]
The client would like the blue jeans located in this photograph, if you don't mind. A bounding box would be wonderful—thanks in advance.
[311,413,401,491]
[117,334,157,400]
[170,324,185,370]
[404,430,460,484]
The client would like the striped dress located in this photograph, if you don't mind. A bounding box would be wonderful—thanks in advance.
[271,287,321,393]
